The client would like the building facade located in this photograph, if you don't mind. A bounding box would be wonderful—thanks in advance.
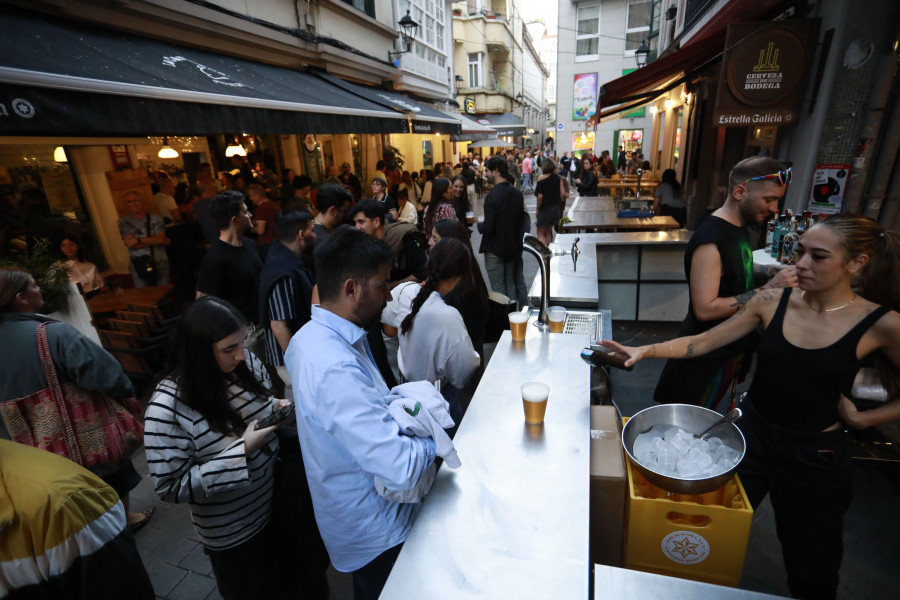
[556,0,654,160]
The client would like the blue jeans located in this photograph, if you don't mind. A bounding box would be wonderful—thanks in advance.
[521,172,533,192]
[484,252,517,304]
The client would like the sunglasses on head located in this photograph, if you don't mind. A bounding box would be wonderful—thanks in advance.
[742,167,792,186]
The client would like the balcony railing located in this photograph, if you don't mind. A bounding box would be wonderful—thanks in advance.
[683,0,720,34]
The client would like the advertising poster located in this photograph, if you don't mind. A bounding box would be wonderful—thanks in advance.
[573,73,598,121]
[807,163,850,215]
[573,132,595,156]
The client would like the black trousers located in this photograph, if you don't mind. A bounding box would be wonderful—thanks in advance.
[352,544,403,600]
[737,403,853,600]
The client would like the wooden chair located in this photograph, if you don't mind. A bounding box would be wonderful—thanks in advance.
[109,318,147,338]
[117,310,157,330]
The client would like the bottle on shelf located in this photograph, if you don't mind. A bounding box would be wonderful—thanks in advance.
[765,214,778,252]
[780,217,800,265]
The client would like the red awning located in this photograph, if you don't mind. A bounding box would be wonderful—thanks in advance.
[597,29,726,113]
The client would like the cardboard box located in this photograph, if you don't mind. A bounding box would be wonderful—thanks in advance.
[590,405,627,566]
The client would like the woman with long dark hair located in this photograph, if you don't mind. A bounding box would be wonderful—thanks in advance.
[654,168,686,227]
[144,296,325,600]
[602,213,900,600]
[423,177,456,241]
[59,234,105,296]
[450,175,472,222]
[399,238,481,434]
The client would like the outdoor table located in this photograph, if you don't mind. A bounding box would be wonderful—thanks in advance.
[87,284,175,315]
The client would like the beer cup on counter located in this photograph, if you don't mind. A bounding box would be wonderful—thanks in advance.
[509,312,528,342]
[548,306,566,333]
[521,382,550,425]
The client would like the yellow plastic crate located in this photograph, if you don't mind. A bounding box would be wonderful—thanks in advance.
[624,456,754,587]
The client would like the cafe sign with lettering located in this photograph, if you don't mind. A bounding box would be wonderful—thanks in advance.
[713,20,819,127]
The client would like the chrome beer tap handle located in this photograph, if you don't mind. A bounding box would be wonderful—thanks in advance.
[571,237,580,272]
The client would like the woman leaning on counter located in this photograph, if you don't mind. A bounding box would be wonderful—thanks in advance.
[602,213,900,600]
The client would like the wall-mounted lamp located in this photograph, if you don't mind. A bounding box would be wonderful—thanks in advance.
[53,146,68,163]
[664,99,675,110]
[649,105,658,114]
[455,74,464,94]
[635,40,650,68]
[158,137,179,159]
[515,92,524,104]
[389,10,420,63]
[225,136,247,157]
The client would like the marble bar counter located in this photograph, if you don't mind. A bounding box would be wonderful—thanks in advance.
[380,327,594,599]
[528,231,693,321]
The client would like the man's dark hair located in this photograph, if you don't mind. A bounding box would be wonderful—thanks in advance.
[315,226,394,303]
[484,157,512,183]
[275,210,313,243]
[376,160,386,170]
[349,199,385,223]
[728,157,787,191]
[209,191,246,230]
[316,183,353,213]
[293,174,312,189]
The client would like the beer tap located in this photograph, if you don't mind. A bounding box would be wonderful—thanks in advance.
[522,234,580,330]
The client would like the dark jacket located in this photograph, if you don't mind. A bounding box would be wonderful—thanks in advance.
[258,240,314,334]
[477,181,524,261]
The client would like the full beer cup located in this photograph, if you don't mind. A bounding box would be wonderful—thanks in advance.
[509,312,528,342]
[548,306,565,333]
[465,211,475,224]
[521,382,550,425]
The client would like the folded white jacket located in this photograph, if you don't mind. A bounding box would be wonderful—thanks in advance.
[375,381,461,503]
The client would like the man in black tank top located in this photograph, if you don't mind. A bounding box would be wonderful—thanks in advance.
[654,157,797,408]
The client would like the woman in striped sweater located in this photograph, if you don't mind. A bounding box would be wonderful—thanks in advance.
[144,297,298,600]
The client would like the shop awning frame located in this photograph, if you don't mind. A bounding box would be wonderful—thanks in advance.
[452,112,496,142]
[594,30,726,120]
[474,112,526,138]
[0,7,410,136]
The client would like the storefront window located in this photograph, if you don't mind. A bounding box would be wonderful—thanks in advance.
[422,140,434,169]
[0,145,106,270]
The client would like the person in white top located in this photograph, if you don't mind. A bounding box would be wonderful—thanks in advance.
[398,238,481,436]
[395,188,418,225]
[59,234,105,296]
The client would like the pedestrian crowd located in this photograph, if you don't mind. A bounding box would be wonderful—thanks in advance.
[1,152,898,600]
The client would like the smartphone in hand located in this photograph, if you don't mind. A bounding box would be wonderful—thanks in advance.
[255,403,295,430]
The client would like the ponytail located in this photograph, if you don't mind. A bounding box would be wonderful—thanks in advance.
[399,238,473,336]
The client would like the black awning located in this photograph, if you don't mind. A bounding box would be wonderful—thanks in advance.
[474,112,526,137]
[0,8,407,135]
[312,73,461,135]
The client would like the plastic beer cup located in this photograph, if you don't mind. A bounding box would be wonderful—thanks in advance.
[509,312,528,342]
[548,306,565,333]
[521,382,550,425]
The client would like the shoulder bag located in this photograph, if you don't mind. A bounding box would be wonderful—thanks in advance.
[0,323,144,468]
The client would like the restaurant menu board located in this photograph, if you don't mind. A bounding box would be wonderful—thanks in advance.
[807,163,850,215]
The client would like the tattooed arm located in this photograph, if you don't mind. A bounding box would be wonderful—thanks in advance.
[600,290,778,367]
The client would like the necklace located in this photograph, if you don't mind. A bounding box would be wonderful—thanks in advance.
[801,290,856,312]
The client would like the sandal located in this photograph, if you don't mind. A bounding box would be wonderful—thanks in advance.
[129,506,156,532]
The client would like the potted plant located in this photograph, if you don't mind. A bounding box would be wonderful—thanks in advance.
[382,145,406,170]
[0,237,71,313]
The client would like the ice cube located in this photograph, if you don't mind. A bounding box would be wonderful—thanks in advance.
[707,437,724,452]
[637,451,657,469]
[715,445,740,465]
[669,430,693,455]
[650,437,669,453]
[687,447,714,469]
[657,448,679,473]
[692,439,709,454]
[632,432,654,457]
[661,426,681,442]
[676,458,703,477]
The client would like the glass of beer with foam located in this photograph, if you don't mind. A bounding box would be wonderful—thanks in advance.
[521,381,550,424]
[548,306,566,333]
[509,312,528,342]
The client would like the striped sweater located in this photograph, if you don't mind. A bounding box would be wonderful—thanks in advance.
[0,439,153,599]
[144,351,279,550]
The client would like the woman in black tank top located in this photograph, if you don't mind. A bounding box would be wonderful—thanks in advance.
[601,214,900,600]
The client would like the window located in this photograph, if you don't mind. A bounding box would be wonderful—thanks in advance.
[625,0,650,53]
[405,0,449,83]
[468,52,484,88]
[576,5,600,59]
[342,0,375,19]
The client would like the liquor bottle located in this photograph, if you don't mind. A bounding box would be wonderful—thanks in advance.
[770,215,786,258]
[765,214,778,252]
[780,217,800,265]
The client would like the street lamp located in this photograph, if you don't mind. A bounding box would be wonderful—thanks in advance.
[455,74,464,94]
[516,92,524,104]
[389,10,420,62]
[635,40,650,68]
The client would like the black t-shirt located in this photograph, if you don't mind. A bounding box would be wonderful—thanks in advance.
[197,238,263,322]
[534,174,561,211]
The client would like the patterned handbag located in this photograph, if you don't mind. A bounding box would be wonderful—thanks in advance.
[0,322,144,467]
